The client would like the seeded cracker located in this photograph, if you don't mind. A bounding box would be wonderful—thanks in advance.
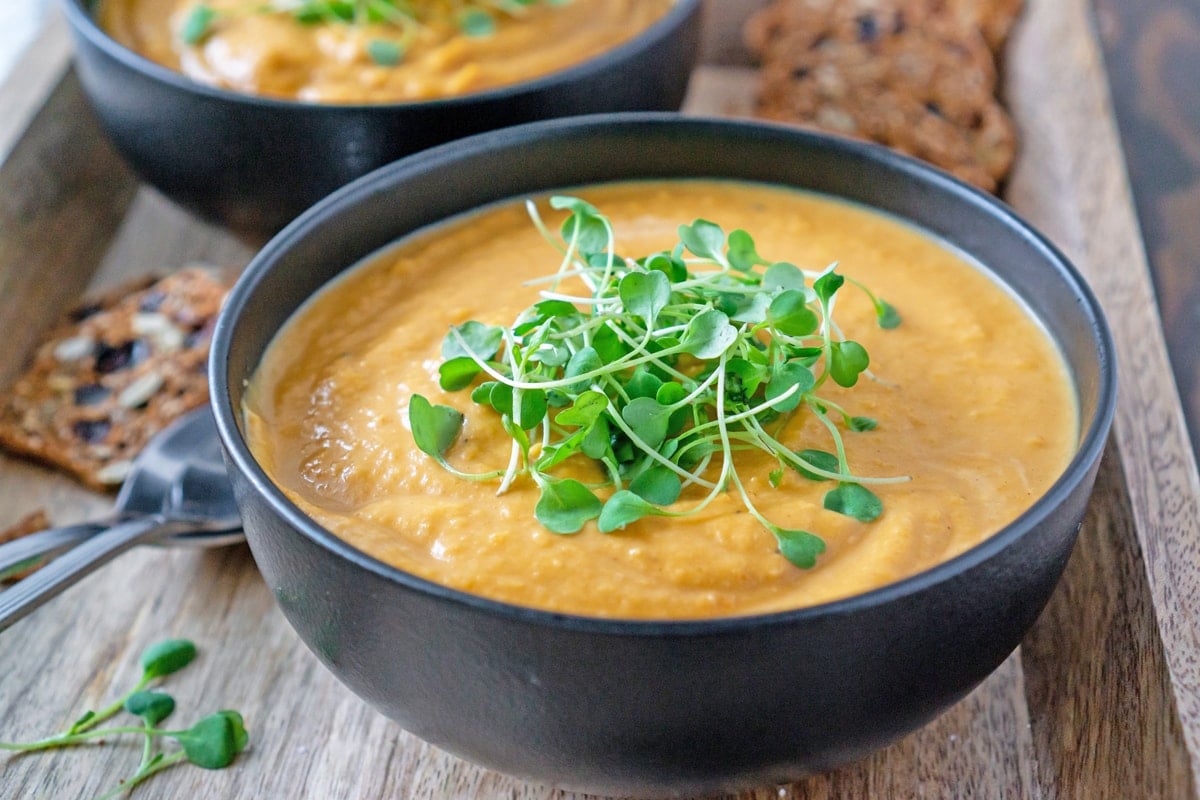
[946,0,1024,54]
[0,268,231,491]
[745,0,1019,193]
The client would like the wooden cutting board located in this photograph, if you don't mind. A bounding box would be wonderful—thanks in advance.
[2,0,1199,797]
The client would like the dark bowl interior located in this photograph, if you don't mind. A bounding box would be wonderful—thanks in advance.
[210,115,1116,797]
[60,0,702,237]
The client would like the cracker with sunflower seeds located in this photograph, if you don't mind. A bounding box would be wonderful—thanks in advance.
[0,267,231,490]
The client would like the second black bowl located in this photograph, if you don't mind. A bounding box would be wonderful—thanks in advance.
[61,0,702,237]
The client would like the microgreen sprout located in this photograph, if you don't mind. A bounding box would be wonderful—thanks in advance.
[0,639,248,799]
[409,198,906,570]
[177,0,565,64]
[180,3,217,44]
[365,38,404,66]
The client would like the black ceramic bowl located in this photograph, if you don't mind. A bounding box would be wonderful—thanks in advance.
[60,0,702,237]
[210,115,1116,796]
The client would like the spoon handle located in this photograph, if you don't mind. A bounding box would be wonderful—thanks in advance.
[0,516,184,633]
[0,523,110,580]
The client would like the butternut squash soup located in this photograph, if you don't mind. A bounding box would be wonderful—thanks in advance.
[244,181,1077,619]
[97,0,674,102]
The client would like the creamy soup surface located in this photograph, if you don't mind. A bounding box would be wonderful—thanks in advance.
[244,181,1078,619]
[98,0,673,102]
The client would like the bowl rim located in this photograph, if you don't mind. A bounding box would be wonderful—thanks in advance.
[210,113,1118,636]
[61,0,702,110]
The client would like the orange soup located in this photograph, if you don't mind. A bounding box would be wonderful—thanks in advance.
[244,181,1077,619]
[98,0,674,103]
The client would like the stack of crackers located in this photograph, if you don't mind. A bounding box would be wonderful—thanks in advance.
[745,0,1023,192]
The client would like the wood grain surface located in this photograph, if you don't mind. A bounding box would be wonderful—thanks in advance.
[0,70,138,389]
[1093,0,1200,460]
[2,0,1199,798]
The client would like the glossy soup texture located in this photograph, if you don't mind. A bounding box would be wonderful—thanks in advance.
[97,0,673,102]
[244,181,1078,619]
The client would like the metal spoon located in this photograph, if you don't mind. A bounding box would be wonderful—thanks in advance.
[0,407,243,632]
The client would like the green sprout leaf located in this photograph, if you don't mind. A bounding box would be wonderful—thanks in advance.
[533,299,579,318]
[643,251,688,282]
[655,381,687,407]
[768,290,820,336]
[548,389,571,407]
[536,436,584,472]
[180,4,217,45]
[556,390,608,428]
[458,8,495,36]
[549,196,597,215]
[220,710,250,754]
[535,479,602,534]
[581,416,610,459]
[764,362,815,413]
[725,358,768,400]
[442,321,503,361]
[875,299,902,329]
[438,356,482,391]
[730,292,771,324]
[680,308,737,359]
[487,389,541,437]
[599,491,663,532]
[824,483,884,522]
[619,270,671,327]
[470,381,501,408]
[814,271,845,304]
[366,39,403,66]
[621,398,673,450]
[591,324,630,363]
[629,465,682,505]
[173,712,245,770]
[292,0,346,23]
[409,394,463,459]
[551,196,609,254]
[69,711,96,732]
[481,383,514,416]
[727,229,768,272]
[793,449,840,481]
[762,262,807,292]
[678,219,727,263]
[829,340,870,387]
[625,366,663,400]
[125,691,176,726]
[514,389,548,430]
[141,639,197,680]
[773,528,826,569]
[477,388,549,431]
[529,342,569,367]
[849,416,878,432]
[676,439,714,471]
[563,346,602,391]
